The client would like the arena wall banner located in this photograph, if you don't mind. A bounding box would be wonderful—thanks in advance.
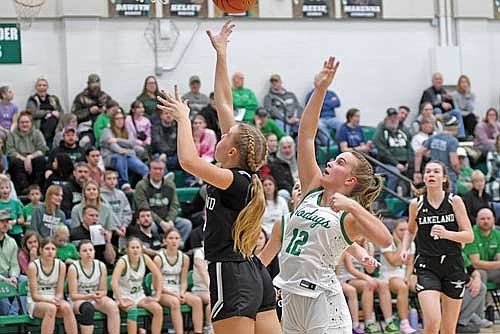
[341,0,382,18]
[0,24,22,64]
[213,0,259,18]
[293,0,335,18]
[109,0,152,17]
[495,0,500,19]
[163,0,208,17]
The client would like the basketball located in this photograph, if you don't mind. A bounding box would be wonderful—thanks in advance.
[213,0,257,14]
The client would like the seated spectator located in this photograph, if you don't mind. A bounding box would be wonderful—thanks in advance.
[452,75,477,136]
[31,185,65,238]
[410,116,434,154]
[199,92,221,141]
[100,110,148,192]
[6,111,47,194]
[337,254,364,334]
[71,74,113,147]
[85,147,103,186]
[415,114,460,193]
[46,126,85,176]
[420,72,466,138]
[266,133,278,155]
[276,136,298,181]
[134,159,192,247]
[182,75,209,118]
[0,209,25,316]
[231,71,258,122]
[125,100,151,152]
[61,162,89,218]
[261,176,289,237]
[126,208,162,257]
[26,78,62,144]
[305,85,341,145]
[373,108,413,195]
[192,113,217,162]
[398,106,412,136]
[254,228,279,279]
[380,219,417,334]
[337,108,372,153]
[0,174,24,244]
[411,102,442,135]
[70,204,116,268]
[18,231,39,275]
[263,74,302,136]
[260,133,294,196]
[137,75,161,123]
[23,185,42,224]
[486,135,500,202]
[457,147,474,196]
[250,107,285,141]
[52,113,79,148]
[151,110,179,171]
[54,225,78,266]
[44,154,74,193]
[190,245,214,334]
[474,108,500,153]
[0,86,18,139]
[464,208,500,285]
[71,180,120,234]
[93,100,119,148]
[463,170,492,225]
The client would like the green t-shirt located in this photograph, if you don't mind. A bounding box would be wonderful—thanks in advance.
[56,243,79,262]
[464,224,500,261]
[457,165,473,195]
[0,199,24,235]
[93,113,110,147]
[23,202,40,224]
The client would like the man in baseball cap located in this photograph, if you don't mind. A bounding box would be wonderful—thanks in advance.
[182,75,209,117]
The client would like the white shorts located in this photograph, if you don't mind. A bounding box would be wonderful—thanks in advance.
[282,290,351,334]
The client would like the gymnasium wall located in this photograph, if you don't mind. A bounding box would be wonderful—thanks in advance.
[0,0,499,126]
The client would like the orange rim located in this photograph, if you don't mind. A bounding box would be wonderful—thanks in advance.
[14,0,46,8]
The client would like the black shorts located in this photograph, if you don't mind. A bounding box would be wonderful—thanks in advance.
[414,254,469,299]
[208,256,276,322]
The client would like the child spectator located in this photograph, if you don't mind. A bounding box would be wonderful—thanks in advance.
[17,230,39,275]
[0,86,18,139]
[23,185,42,225]
[0,174,24,245]
[125,100,151,151]
[93,100,119,147]
[54,224,78,266]
[44,154,74,193]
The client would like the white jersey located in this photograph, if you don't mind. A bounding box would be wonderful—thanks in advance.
[274,188,352,298]
[117,255,146,302]
[192,247,208,292]
[157,250,183,294]
[27,259,61,317]
[72,260,102,295]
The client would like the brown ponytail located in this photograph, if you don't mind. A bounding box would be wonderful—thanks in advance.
[349,151,383,214]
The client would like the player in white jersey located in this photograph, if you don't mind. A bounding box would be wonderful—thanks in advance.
[154,229,204,334]
[27,238,77,334]
[67,240,120,334]
[111,237,163,334]
[273,57,393,334]
[191,244,215,334]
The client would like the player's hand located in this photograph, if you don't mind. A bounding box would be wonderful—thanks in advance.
[469,277,481,298]
[314,56,340,91]
[328,192,355,212]
[120,298,134,310]
[430,224,448,240]
[206,20,235,54]
[157,86,190,122]
[360,255,380,272]
[400,249,409,265]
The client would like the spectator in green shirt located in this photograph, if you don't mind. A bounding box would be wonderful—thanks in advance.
[231,72,258,122]
[250,107,285,140]
[0,175,25,245]
[23,185,42,225]
[54,224,78,265]
[464,207,500,284]
[457,147,474,196]
[93,100,119,148]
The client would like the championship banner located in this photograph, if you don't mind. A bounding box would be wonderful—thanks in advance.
[213,0,259,18]
[341,0,382,18]
[163,0,208,17]
[495,0,500,19]
[109,0,152,17]
[293,0,335,18]
[0,24,22,64]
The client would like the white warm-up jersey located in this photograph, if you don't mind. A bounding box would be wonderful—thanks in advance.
[157,250,183,294]
[117,255,146,301]
[73,260,101,295]
[273,188,352,298]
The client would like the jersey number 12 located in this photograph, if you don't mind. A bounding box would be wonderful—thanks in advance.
[285,228,309,256]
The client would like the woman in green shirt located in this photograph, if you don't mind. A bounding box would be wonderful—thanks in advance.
[137,75,161,124]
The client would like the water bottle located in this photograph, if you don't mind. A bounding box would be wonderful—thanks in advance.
[486,305,495,322]
[409,308,419,330]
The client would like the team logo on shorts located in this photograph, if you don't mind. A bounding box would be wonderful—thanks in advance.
[450,280,466,289]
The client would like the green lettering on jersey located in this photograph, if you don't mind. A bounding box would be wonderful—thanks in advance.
[285,228,309,256]
[294,208,331,229]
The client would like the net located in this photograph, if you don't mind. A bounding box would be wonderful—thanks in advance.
[12,0,46,30]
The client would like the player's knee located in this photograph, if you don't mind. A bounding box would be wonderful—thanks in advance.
[152,303,163,315]
[127,307,138,322]
[170,298,180,310]
[79,302,96,326]
[46,304,57,318]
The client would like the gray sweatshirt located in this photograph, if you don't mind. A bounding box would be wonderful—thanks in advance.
[70,202,120,231]
[100,187,132,228]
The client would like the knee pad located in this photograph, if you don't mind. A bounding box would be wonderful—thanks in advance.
[127,307,138,322]
[79,301,95,326]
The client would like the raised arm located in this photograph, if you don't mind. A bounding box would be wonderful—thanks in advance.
[258,218,283,266]
[298,57,340,193]
[206,21,237,134]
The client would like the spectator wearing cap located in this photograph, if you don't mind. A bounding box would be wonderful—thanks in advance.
[45,126,85,178]
[231,72,259,122]
[250,107,285,140]
[457,147,474,196]
[263,74,302,136]
[415,114,461,193]
[26,77,63,145]
[182,75,209,119]
[373,108,413,195]
[305,85,341,146]
[419,72,466,138]
[0,209,26,316]
[71,73,113,146]
[337,108,372,153]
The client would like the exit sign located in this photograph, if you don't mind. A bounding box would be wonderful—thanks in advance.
[0,24,22,64]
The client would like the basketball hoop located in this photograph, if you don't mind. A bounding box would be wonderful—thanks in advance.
[12,0,46,30]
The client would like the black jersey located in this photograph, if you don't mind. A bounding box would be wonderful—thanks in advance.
[204,168,253,262]
[415,192,461,257]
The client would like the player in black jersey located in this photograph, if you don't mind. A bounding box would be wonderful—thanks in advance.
[400,161,473,334]
[157,21,281,334]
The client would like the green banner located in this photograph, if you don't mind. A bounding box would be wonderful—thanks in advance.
[109,0,152,17]
[495,0,500,19]
[0,24,22,64]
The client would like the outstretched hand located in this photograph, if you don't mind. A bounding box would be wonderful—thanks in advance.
[157,86,190,122]
[207,20,235,53]
[314,56,340,90]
